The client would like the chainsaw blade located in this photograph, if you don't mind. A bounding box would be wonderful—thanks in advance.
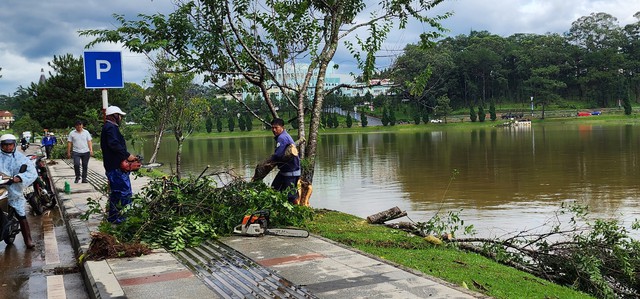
[265,228,309,238]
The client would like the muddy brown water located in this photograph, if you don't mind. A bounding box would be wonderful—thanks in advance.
[134,123,640,238]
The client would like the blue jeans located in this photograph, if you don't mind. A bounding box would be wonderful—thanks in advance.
[106,169,132,223]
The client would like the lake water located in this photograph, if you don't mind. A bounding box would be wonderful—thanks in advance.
[132,124,640,238]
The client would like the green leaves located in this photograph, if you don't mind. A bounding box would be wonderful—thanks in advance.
[99,175,313,252]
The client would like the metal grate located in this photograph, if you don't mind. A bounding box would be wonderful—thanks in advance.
[175,239,317,299]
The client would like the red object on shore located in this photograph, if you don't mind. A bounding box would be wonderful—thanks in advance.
[577,112,591,116]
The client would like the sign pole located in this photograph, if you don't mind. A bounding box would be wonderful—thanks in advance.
[102,89,108,122]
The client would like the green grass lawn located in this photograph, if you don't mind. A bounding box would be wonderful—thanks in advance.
[304,210,594,299]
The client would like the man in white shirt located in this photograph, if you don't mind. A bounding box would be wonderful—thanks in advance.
[67,120,94,183]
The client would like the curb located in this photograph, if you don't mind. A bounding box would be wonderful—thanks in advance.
[54,175,126,299]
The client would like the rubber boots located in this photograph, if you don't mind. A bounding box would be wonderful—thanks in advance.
[18,219,35,249]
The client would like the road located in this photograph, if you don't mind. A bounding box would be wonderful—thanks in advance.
[0,145,88,299]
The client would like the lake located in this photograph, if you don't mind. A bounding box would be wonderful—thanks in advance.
[131,123,640,238]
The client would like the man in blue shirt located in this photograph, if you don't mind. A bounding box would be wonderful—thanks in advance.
[100,106,136,224]
[269,118,300,204]
[41,132,56,159]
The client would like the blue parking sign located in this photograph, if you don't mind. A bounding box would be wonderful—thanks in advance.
[83,51,124,88]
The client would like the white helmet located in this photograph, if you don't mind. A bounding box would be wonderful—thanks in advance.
[0,134,17,153]
[106,106,126,116]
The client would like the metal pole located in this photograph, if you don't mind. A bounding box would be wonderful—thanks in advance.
[530,96,534,116]
[102,89,108,122]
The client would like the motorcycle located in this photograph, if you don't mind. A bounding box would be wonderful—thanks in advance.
[25,155,56,215]
[0,175,21,245]
[20,142,28,152]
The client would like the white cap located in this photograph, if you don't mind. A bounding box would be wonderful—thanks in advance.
[106,106,126,116]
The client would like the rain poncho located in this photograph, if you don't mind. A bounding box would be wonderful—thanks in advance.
[0,150,38,217]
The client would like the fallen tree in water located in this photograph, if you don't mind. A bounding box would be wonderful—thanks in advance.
[379,202,640,298]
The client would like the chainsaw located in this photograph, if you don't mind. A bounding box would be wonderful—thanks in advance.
[233,210,309,238]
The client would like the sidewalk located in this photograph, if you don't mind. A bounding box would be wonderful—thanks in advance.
[49,157,485,299]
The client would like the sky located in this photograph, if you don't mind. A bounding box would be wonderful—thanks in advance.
[1,0,639,96]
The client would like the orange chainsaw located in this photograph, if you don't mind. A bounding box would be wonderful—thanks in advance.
[233,210,309,238]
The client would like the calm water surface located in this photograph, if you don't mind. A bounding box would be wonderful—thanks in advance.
[133,124,640,237]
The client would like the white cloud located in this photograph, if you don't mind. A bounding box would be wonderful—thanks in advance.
[1,0,640,95]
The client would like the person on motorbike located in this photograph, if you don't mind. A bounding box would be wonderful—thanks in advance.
[20,136,29,151]
[0,134,38,248]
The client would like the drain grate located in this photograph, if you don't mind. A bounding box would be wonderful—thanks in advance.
[175,239,316,299]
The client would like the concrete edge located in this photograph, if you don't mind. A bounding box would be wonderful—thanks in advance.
[83,260,126,299]
[308,233,490,298]
[50,162,126,299]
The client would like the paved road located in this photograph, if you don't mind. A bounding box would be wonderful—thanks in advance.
[0,145,88,299]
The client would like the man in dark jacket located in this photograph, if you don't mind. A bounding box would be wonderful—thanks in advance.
[101,106,136,223]
[269,118,300,204]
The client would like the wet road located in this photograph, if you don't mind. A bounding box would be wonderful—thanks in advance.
[0,145,88,299]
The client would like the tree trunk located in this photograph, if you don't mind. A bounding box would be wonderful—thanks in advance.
[175,129,183,180]
[366,207,407,224]
[148,122,165,164]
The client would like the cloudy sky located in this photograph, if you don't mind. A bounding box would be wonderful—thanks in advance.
[1,0,639,96]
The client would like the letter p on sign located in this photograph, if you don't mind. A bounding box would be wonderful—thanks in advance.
[96,60,111,80]
[83,51,123,89]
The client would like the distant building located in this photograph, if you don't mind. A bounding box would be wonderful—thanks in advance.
[0,111,14,129]
[217,63,395,102]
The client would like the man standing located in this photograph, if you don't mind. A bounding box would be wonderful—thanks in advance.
[41,132,55,159]
[268,118,300,204]
[0,134,38,248]
[101,106,136,224]
[67,120,93,183]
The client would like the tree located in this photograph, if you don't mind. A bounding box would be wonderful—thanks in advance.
[145,55,178,164]
[346,112,353,128]
[360,108,368,127]
[22,54,101,130]
[435,95,452,123]
[469,105,477,122]
[478,105,486,122]
[81,0,450,184]
[489,101,497,121]
[381,106,389,126]
[389,108,396,126]
[148,56,206,179]
[412,109,421,124]
[227,115,235,132]
[205,117,213,133]
[216,118,223,133]
[623,97,632,115]
[11,114,41,139]
[245,114,253,131]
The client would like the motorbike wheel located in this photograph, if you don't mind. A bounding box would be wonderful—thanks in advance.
[42,192,57,209]
[4,233,15,245]
[27,192,43,215]
[4,220,19,245]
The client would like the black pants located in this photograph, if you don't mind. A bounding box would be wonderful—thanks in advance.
[45,145,53,159]
[72,151,90,180]
[271,173,299,204]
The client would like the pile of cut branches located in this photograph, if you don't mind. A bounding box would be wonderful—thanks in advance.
[97,172,313,252]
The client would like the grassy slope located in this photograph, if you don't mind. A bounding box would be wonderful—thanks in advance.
[304,211,594,299]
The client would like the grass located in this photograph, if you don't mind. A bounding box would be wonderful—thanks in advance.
[304,210,594,299]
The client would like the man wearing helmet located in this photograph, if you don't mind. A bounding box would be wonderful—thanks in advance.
[100,106,136,224]
[0,134,38,248]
